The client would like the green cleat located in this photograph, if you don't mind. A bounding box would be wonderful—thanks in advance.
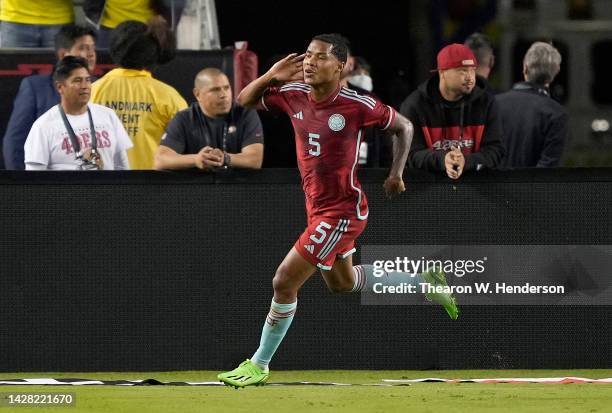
[420,268,460,320]
[218,359,269,388]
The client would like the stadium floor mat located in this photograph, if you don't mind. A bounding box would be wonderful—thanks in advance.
[0,378,407,386]
[384,377,612,384]
[1,377,611,385]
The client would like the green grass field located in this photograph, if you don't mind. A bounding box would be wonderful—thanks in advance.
[1,370,611,412]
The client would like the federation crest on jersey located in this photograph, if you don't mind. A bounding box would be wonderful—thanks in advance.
[328,114,345,131]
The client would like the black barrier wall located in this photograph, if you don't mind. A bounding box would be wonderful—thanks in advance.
[0,169,611,372]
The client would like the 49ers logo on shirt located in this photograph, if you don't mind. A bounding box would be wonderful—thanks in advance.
[328,114,345,131]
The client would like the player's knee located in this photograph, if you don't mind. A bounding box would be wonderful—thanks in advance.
[272,268,295,296]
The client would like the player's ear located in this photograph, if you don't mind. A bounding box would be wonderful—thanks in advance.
[338,61,345,74]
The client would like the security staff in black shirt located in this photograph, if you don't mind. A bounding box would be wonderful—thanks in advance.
[154,68,264,170]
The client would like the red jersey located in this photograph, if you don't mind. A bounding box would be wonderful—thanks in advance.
[262,82,396,220]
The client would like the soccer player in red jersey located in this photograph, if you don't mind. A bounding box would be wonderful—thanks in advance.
[218,34,457,388]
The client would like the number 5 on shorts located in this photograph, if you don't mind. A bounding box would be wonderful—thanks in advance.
[309,221,331,244]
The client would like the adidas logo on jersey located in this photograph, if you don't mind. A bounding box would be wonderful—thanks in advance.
[292,111,303,120]
[304,244,314,254]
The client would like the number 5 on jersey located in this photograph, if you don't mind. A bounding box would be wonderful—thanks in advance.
[308,133,320,156]
[309,220,331,243]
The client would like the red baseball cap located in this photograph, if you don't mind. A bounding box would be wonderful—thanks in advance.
[432,43,478,71]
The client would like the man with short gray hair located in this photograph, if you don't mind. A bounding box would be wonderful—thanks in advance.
[496,41,567,167]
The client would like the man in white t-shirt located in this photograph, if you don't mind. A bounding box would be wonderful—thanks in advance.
[24,56,132,170]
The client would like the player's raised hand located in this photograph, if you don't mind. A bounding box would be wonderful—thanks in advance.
[268,53,305,85]
[237,53,305,108]
[383,176,406,199]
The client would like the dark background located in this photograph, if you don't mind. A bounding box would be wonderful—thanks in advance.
[216,0,416,108]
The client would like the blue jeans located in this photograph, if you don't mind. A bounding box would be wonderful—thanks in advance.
[0,21,65,48]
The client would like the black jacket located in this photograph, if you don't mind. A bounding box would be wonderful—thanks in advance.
[495,82,568,168]
[399,74,504,172]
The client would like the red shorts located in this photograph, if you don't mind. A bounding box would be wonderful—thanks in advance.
[294,215,367,270]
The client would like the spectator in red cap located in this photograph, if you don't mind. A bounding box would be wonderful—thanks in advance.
[400,43,504,179]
